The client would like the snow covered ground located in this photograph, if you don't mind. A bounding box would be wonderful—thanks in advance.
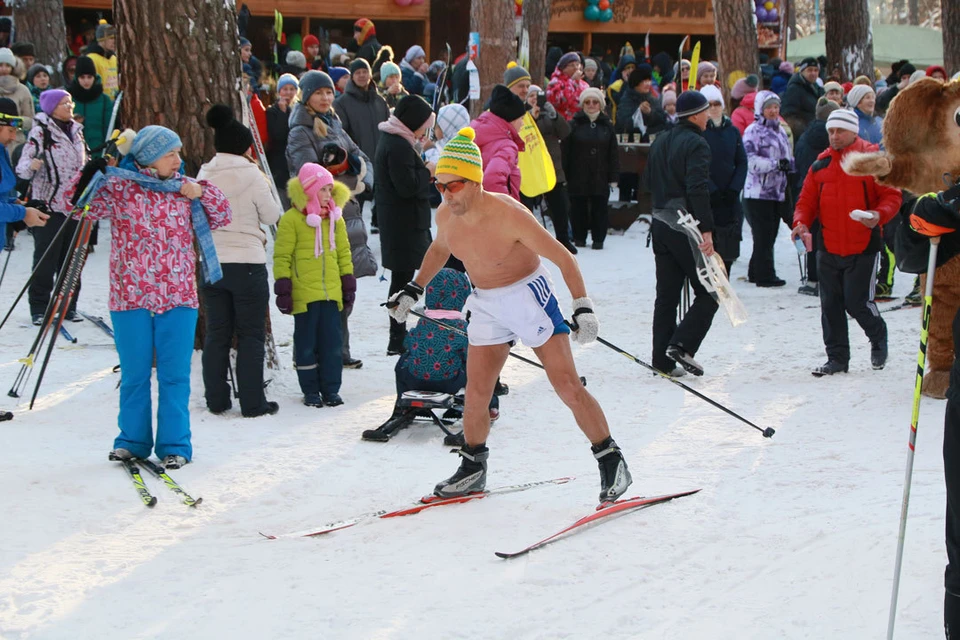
[0,208,948,640]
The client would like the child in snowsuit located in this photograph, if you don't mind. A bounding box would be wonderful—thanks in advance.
[273,163,355,407]
[80,125,232,468]
[363,268,499,441]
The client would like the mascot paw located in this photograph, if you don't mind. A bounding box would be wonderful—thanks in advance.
[921,370,950,400]
[841,151,893,178]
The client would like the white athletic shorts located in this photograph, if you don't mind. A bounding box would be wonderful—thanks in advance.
[463,263,571,348]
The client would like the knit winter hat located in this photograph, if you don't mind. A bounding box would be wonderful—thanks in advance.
[206,104,253,156]
[815,96,841,121]
[853,75,873,86]
[95,20,115,42]
[404,45,426,64]
[845,84,874,110]
[504,61,531,89]
[0,48,15,68]
[302,34,320,53]
[130,126,182,166]
[394,94,434,132]
[380,61,400,80]
[797,57,819,71]
[353,18,376,44]
[676,90,709,118]
[584,58,599,72]
[277,73,299,92]
[75,55,97,79]
[329,67,350,86]
[898,63,917,78]
[436,126,483,184]
[909,69,926,85]
[0,96,20,128]
[823,80,843,95]
[489,84,526,122]
[661,90,677,107]
[239,37,251,49]
[298,70,334,100]
[298,163,342,255]
[731,77,756,100]
[286,50,307,70]
[628,64,653,88]
[779,61,795,75]
[557,52,580,72]
[579,87,605,107]
[825,108,860,135]
[26,64,48,85]
[436,103,470,139]
[700,84,724,108]
[349,58,371,76]
[39,89,69,116]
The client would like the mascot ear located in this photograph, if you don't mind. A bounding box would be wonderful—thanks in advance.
[842,150,894,179]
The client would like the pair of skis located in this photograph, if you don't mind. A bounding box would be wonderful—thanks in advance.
[262,478,698,558]
[117,458,201,508]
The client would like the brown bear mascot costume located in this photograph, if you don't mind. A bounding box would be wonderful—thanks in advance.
[845,76,960,636]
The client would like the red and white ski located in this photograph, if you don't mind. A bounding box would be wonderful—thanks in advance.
[494,489,701,559]
[260,477,573,540]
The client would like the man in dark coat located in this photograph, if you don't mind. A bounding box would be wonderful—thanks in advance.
[780,57,824,140]
[792,97,840,296]
[334,58,389,162]
[374,95,435,355]
[643,90,717,377]
[614,65,668,202]
[876,62,916,116]
[701,85,747,275]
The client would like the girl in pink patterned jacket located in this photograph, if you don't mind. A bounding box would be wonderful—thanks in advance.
[546,52,590,121]
[81,126,232,469]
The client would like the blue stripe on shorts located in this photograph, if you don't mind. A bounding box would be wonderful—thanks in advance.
[527,276,570,336]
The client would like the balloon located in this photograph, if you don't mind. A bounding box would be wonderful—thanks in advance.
[599,8,614,21]
[768,8,778,20]
[599,0,610,9]
[764,1,773,9]
[587,0,600,4]
[584,4,601,19]
[756,7,768,20]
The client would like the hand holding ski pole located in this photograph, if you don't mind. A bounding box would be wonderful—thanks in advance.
[698,230,715,257]
[569,297,599,344]
[23,207,48,227]
[384,282,424,322]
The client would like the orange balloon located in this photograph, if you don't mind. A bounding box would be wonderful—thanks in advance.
[598,0,610,8]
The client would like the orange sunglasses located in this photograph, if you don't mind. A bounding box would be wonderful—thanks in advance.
[433,178,471,194]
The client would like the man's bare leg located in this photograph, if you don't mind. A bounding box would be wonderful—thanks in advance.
[462,343,511,446]
[533,334,610,444]
[434,342,510,497]
[534,333,631,503]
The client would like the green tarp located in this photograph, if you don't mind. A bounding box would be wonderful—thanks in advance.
[786,24,943,69]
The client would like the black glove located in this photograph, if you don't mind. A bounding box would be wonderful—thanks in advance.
[71,157,108,206]
[777,158,791,172]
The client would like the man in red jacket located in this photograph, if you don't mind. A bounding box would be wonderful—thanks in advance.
[790,109,902,376]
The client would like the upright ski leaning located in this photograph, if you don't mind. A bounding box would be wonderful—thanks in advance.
[385,125,632,507]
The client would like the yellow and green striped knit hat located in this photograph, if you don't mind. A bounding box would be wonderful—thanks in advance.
[436,126,483,184]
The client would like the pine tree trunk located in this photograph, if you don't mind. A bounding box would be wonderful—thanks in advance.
[521,0,551,86]
[944,0,960,75]
[470,0,516,118]
[908,0,921,23]
[824,0,874,81]
[713,0,760,105]
[113,0,242,176]
[787,0,797,40]
[9,0,67,84]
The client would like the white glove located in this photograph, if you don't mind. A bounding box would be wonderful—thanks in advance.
[385,282,424,323]
[570,297,598,344]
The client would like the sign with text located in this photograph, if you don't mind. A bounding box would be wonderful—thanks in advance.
[550,0,713,32]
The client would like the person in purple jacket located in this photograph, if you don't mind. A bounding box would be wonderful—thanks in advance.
[742,90,794,287]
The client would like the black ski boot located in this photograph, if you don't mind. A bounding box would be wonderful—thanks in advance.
[871,329,888,370]
[434,443,488,498]
[811,360,848,377]
[592,437,632,505]
[666,344,704,376]
[362,410,413,442]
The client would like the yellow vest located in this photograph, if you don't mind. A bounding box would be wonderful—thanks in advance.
[87,51,118,99]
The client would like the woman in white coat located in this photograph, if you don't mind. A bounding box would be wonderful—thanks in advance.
[197,105,283,417]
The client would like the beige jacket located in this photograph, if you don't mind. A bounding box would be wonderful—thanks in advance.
[196,153,282,264]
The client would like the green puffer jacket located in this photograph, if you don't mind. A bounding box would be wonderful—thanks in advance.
[273,178,353,314]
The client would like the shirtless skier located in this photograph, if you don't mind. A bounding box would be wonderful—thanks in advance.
[386,127,632,505]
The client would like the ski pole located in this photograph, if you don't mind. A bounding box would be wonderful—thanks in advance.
[406,308,586,386]
[0,244,12,292]
[592,334,774,438]
[887,236,939,640]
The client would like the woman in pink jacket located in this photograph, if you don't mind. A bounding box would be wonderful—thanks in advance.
[470,84,525,201]
[78,126,232,469]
